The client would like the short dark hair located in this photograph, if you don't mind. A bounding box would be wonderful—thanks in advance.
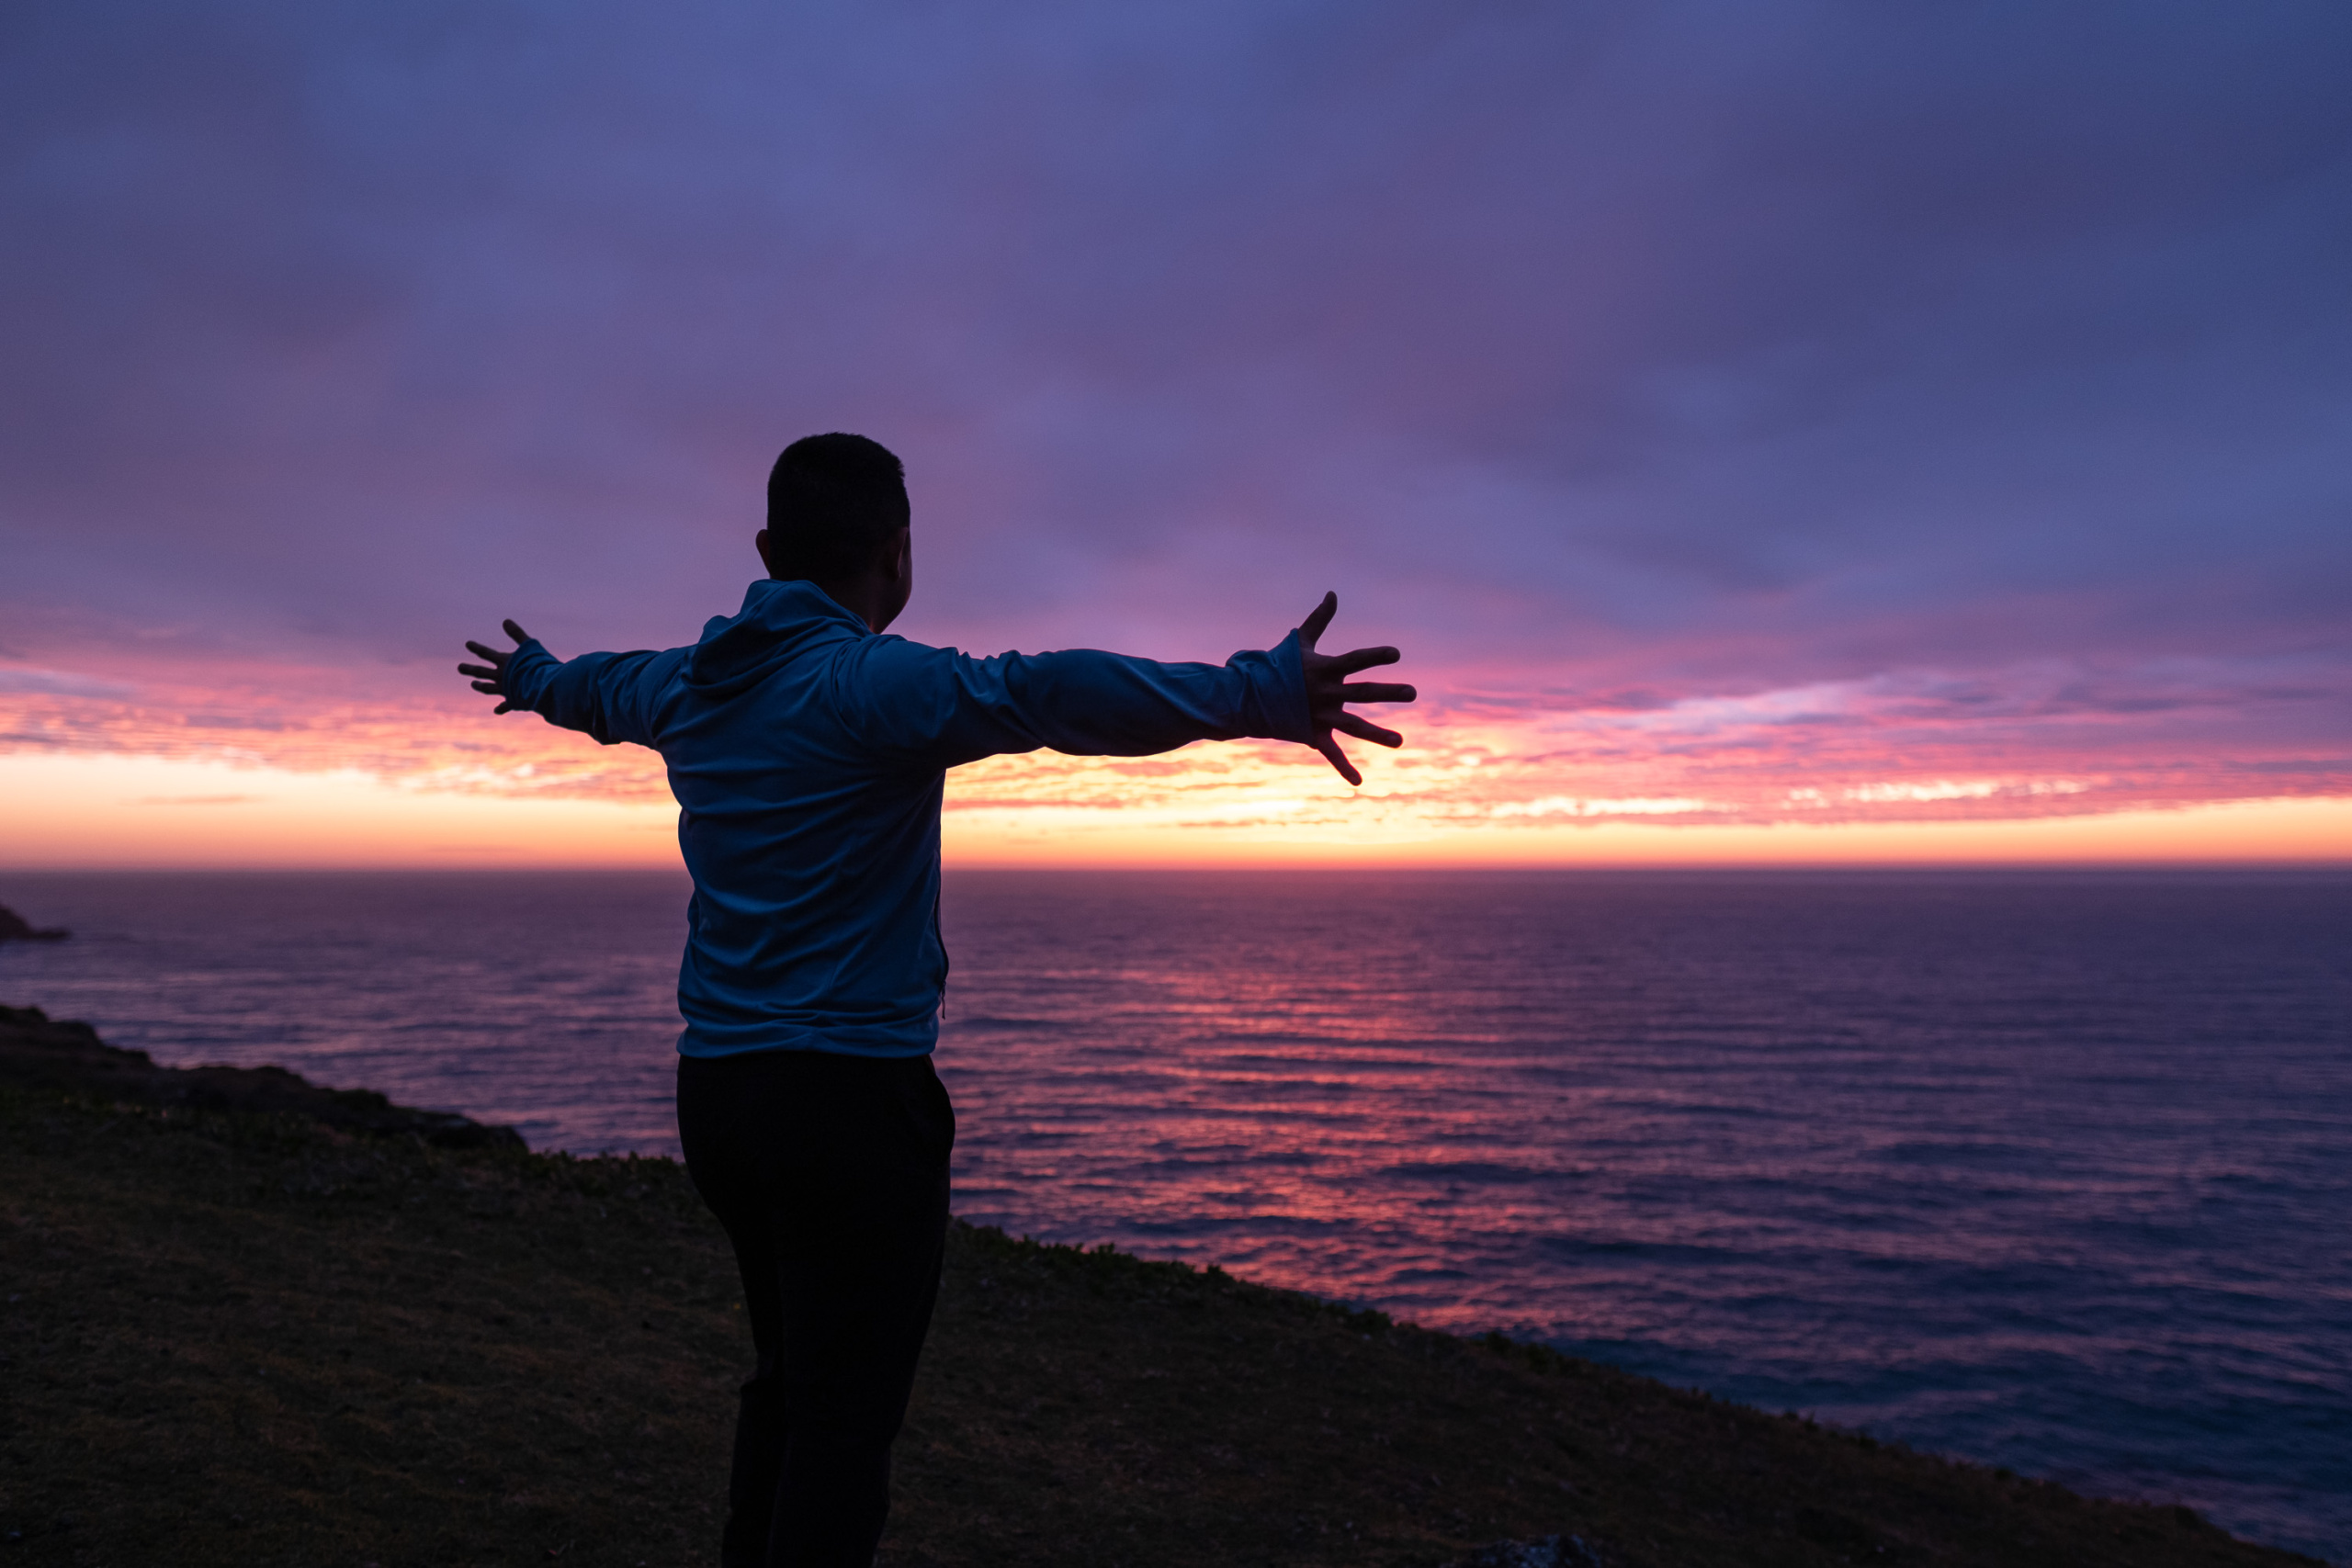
[763,433,910,581]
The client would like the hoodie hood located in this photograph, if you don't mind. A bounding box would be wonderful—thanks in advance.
[683,579,869,698]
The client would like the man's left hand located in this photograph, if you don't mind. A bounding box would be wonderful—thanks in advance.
[457,619,534,715]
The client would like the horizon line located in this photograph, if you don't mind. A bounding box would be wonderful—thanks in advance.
[7,858,2350,875]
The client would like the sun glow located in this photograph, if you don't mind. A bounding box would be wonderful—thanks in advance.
[3,745,2347,871]
[0,752,679,869]
[5,649,2349,869]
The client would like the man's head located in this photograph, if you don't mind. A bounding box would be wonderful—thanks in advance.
[757,433,912,631]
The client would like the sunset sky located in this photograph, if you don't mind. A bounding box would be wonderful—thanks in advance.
[5,2,2348,868]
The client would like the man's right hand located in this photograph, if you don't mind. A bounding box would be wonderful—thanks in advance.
[457,619,535,715]
[1297,592,1414,787]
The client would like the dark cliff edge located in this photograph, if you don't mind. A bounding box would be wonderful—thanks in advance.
[0,1002,525,1150]
[0,1008,2325,1567]
[0,902,71,942]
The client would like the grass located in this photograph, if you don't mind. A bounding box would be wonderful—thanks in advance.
[0,1078,2325,1567]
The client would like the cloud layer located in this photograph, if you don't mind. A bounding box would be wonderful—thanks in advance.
[4,0,2348,835]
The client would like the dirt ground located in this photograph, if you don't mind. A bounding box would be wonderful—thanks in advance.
[0,1077,2322,1567]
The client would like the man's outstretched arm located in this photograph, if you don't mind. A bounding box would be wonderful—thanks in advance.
[853,591,1414,786]
[458,621,673,747]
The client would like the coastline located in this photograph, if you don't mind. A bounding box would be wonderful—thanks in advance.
[0,1004,524,1150]
[0,1007,2329,1567]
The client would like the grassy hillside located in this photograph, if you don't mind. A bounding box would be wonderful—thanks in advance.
[0,1035,2324,1566]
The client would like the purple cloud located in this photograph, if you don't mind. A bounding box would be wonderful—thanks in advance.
[2,0,2347,806]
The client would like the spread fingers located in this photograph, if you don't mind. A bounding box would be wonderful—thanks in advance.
[1313,733,1363,786]
[1328,645,1400,673]
[1332,713,1404,748]
[1298,592,1339,649]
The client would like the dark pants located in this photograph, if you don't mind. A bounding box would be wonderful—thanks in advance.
[676,1049,955,1568]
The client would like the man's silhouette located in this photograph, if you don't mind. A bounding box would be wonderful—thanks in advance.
[457,433,1412,1567]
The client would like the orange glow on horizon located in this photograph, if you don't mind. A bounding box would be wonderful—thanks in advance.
[0,753,680,870]
[2,751,2346,871]
[9,643,2349,873]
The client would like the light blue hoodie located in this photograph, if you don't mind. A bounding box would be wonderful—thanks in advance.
[500,578,1312,1058]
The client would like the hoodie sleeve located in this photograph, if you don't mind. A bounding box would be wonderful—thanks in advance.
[836,632,1314,770]
[501,640,681,749]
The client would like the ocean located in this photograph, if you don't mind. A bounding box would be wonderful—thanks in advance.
[2,868,2346,1562]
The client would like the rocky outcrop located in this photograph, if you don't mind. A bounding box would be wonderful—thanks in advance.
[0,903,70,942]
[0,1003,526,1150]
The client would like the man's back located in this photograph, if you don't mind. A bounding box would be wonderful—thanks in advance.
[500,576,1310,1059]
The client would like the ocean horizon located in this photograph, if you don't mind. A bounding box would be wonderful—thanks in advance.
[3,865,2346,1562]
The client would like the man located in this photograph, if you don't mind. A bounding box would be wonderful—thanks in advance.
[456,432,1412,1567]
